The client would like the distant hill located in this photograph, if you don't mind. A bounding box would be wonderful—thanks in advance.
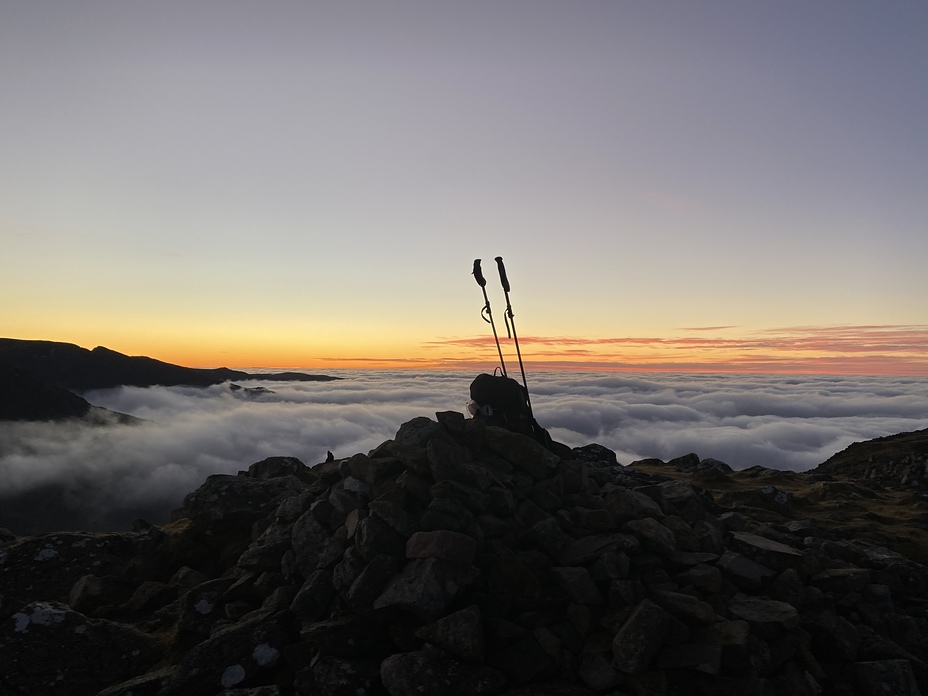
[0,364,139,423]
[0,338,340,392]
[195,367,341,384]
[0,339,214,391]
[0,338,340,422]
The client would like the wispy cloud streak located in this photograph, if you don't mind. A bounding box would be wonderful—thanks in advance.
[424,325,928,375]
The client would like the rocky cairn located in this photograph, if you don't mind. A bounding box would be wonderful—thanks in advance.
[1,414,927,696]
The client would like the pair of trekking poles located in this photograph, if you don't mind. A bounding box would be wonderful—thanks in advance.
[472,256,533,414]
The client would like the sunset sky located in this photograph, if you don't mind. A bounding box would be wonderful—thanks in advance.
[2,2,926,374]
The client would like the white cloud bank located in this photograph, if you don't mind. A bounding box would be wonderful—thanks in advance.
[1,370,926,534]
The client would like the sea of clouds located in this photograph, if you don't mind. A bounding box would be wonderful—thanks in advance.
[2,370,927,534]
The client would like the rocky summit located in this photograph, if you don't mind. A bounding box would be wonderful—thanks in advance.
[1,415,927,696]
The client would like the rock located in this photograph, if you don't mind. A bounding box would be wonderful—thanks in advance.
[651,589,717,625]
[430,479,491,513]
[716,550,777,591]
[171,474,306,530]
[487,548,543,599]
[346,453,405,486]
[374,556,480,620]
[549,567,604,605]
[96,666,177,696]
[657,642,723,674]
[345,553,400,614]
[676,562,723,594]
[727,594,799,637]
[855,659,922,696]
[246,456,307,480]
[810,567,872,594]
[484,426,560,481]
[169,565,210,590]
[612,599,673,675]
[356,514,407,561]
[406,529,478,565]
[370,499,419,538]
[0,532,137,608]
[291,508,338,577]
[557,532,640,566]
[159,612,290,695]
[604,487,664,522]
[121,580,177,615]
[300,615,388,658]
[0,601,159,696]
[571,443,617,465]
[304,654,382,696]
[237,523,292,572]
[179,577,235,635]
[487,633,556,684]
[394,416,454,449]
[800,610,861,662]
[622,518,677,555]
[68,573,133,613]
[415,604,485,663]
[728,531,804,572]
[290,569,336,623]
[421,496,474,533]
[578,651,621,690]
[380,647,508,696]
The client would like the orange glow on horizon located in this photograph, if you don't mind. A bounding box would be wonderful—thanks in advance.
[29,323,927,377]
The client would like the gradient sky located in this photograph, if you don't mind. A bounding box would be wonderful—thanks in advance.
[3,2,926,374]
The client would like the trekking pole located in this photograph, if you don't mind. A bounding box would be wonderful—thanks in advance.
[472,259,507,376]
[494,256,532,411]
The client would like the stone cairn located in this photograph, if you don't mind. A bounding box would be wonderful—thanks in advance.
[1,412,927,696]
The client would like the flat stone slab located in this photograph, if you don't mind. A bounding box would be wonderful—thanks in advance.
[728,531,803,571]
[727,595,799,631]
[557,533,640,566]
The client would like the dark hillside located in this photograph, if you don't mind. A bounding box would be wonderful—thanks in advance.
[0,339,341,393]
[0,339,217,391]
[0,363,92,420]
[814,428,928,487]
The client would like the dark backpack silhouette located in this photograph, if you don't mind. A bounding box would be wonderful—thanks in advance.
[468,373,558,451]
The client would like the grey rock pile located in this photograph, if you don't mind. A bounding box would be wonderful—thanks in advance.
[1,412,927,696]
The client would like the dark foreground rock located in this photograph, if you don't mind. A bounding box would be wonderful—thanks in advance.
[1,417,927,696]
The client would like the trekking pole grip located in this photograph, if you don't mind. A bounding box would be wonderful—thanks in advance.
[495,256,511,292]
[472,259,486,287]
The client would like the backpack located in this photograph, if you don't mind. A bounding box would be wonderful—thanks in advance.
[468,373,554,448]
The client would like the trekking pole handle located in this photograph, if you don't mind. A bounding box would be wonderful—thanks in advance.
[494,256,511,292]
[472,259,487,287]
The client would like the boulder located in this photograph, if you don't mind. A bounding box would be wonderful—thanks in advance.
[612,599,673,674]
[374,557,480,620]
[380,647,508,696]
[0,601,159,696]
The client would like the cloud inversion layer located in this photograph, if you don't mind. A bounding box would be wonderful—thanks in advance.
[1,371,926,533]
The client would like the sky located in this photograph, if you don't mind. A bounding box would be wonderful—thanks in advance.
[2,371,926,534]
[2,2,926,374]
